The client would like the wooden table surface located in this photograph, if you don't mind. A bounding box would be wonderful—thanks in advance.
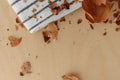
[0,0,120,80]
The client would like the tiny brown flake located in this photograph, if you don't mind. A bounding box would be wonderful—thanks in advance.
[60,17,66,22]
[109,20,112,24]
[43,32,51,43]
[69,20,71,24]
[28,53,30,56]
[8,36,22,47]
[112,9,117,12]
[20,61,32,76]
[40,16,42,18]
[104,19,109,23]
[104,28,107,31]
[89,24,94,30]
[7,28,9,31]
[20,72,24,76]
[32,14,37,19]
[103,32,107,36]
[54,21,59,29]
[62,74,80,80]
[116,15,120,25]
[63,27,65,29]
[16,17,21,23]
[77,19,82,24]
[32,8,37,13]
[114,11,120,25]
[6,43,8,46]
[113,11,120,18]
[115,27,120,31]
[73,41,75,45]
[36,56,38,59]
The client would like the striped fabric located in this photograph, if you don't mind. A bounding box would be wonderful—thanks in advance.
[7,0,82,33]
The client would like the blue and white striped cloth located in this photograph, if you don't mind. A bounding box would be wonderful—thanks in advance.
[8,0,82,33]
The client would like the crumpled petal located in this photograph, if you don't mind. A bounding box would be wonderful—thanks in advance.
[42,22,59,44]
[82,0,111,23]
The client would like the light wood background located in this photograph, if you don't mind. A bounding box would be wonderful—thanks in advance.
[0,0,120,80]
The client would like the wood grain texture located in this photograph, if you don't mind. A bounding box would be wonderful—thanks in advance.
[0,0,120,80]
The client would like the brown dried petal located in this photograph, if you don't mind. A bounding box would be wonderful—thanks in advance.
[32,8,37,13]
[43,22,58,44]
[49,3,57,9]
[8,36,22,47]
[77,19,82,24]
[20,61,32,76]
[116,15,120,25]
[16,17,21,23]
[82,0,111,23]
[42,31,51,44]
[62,74,80,80]
[60,17,66,22]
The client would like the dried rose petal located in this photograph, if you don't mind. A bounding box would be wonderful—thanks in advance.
[43,22,58,44]
[77,19,82,24]
[116,15,120,25]
[82,0,111,23]
[16,17,21,23]
[8,36,22,47]
[60,17,66,22]
[20,61,32,76]
[62,74,80,80]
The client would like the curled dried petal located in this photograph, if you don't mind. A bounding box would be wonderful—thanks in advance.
[82,0,111,23]
[43,22,58,44]
[62,74,80,80]
[8,36,22,47]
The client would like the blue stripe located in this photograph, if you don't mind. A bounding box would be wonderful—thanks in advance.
[17,0,38,15]
[29,14,54,31]
[11,0,21,6]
